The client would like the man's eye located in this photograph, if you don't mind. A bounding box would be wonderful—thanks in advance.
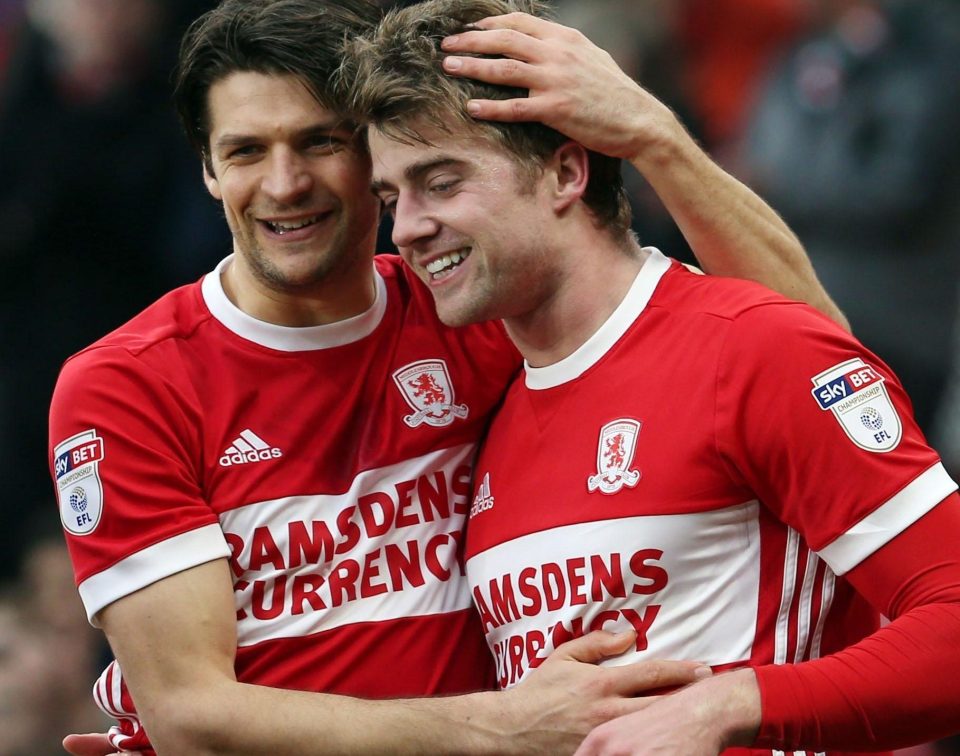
[228,145,261,159]
[308,135,345,152]
[429,179,458,194]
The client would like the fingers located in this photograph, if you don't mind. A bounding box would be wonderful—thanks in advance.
[61,734,120,756]
[606,658,713,697]
[442,54,540,88]
[441,52,550,123]
[551,629,638,663]
[548,631,713,697]
[465,12,571,40]
[442,28,545,62]
[459,97,542,122]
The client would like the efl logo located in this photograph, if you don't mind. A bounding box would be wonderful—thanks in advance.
[53,429,105,535]
[810,358,902,452]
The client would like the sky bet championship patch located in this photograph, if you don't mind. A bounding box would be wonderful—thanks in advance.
[54,429,105,535]
[811,358,902,453]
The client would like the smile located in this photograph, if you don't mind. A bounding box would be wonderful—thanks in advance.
[262,214,325,234]
[425,248,471,280]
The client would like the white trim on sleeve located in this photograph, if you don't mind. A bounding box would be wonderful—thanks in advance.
[79,524,231,625]
[817,462,958,576]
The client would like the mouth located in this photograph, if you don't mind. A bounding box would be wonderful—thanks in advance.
[260,212,330,236]
[424,247,471,281]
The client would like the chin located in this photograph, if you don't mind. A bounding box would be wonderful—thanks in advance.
[435,301,492,329]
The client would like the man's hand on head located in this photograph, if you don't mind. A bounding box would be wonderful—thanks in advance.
[440,12,679,163]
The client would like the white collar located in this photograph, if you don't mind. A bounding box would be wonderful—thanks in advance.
[200,255,387,352]
[524,248,671,390]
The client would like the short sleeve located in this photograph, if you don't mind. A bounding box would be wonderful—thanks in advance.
[49,346,230,623]
[714,302,956,575]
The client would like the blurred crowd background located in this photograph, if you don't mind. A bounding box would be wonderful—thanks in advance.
[0,0,958,753]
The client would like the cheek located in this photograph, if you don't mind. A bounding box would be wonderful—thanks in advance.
[214,177,249,216]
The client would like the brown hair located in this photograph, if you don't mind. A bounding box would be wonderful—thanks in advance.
[341,0,632,236]
[173,0,382,171]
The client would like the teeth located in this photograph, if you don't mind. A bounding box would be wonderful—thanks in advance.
[426,248,470,277]
[266,215,320,234]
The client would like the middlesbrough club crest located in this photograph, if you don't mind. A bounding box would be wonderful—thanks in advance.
[393,359,469,428]
[587,418,642,494]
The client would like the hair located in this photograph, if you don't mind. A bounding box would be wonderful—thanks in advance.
[173,0,382,172]
[341,0,632,236]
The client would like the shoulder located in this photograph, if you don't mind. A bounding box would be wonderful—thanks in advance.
[71,280,210,361]
[655,262,813,322]
[653,262,846,344]
[55,281,210,402]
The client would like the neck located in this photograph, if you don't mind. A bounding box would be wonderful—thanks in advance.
[504,235,648,367]
[221,253,378,328]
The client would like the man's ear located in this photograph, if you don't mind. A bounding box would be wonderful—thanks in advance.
[203,160,222,201]
[548,141,590,214]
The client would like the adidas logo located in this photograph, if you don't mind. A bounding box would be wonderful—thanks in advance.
[469,472,495,518]
[218,429,283,467]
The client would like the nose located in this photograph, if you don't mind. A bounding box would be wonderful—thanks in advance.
[390,193,440,249]
[261,147,313,203]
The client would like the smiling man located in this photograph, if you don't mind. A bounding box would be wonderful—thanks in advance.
[348,0,960,753]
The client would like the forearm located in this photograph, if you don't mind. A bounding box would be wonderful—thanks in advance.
[133,633,707,756]
[100,561,522,756]
[629,122,849,330]
[146,679,515,756]
[755,602,960,751]
[755,499,960,751]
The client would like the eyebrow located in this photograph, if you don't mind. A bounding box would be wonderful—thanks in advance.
[370,157,465,195]
[213,121,354,151]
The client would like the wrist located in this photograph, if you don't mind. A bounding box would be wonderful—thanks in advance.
[624,96,690,165]
[450,689,527,755]
[707,668,762,749]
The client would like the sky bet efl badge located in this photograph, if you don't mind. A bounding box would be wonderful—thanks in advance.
[811,358,902,452]
[54,429,105,535]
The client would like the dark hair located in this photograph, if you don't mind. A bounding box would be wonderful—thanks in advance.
[174,0,381,170]
[342,0,632,236]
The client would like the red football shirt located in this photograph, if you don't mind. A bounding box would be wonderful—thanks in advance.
[465,250,957,754]
[51,254,521,697]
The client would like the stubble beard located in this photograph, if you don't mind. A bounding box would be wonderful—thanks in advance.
[234,212,353,294]
[436,240,555,329]
[432,258,503,328]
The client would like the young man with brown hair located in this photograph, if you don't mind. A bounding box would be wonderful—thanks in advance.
[348,1,960,753]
